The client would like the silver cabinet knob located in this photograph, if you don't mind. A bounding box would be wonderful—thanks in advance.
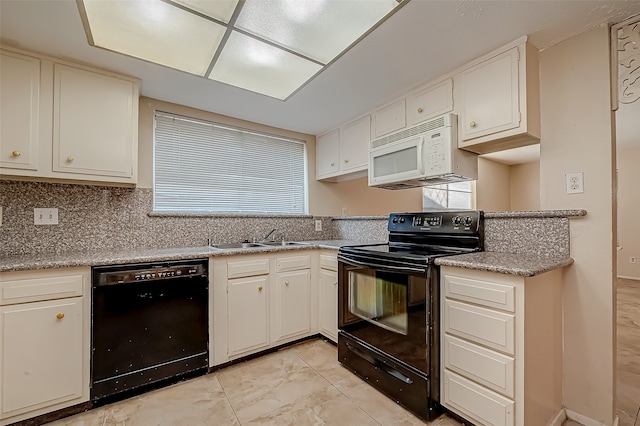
[469,121,477,128]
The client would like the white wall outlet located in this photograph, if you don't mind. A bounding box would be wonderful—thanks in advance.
[341,207,348,216]
[565,172,584,194]
[34,208,58,225]
[631,257,637,264]
[315,219,322,232]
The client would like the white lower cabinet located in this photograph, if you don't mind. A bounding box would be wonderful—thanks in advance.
[227,275,270,357]
[0,268,90,426]
[318,252,338,342]
[271,255,311,344]
[440,266,563,426]
[211,252,315,365]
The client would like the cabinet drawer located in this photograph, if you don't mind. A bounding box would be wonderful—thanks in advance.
[444,299,515,355]
[443,370,514,426]
[0,272,84,305]
[444,334,514,398]
[444,274,515,312]
[276,255,311,272]
[319,254,338,271]
[227,258,270,279]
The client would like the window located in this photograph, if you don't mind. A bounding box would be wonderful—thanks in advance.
[422,181,474,209]
[154,111,307,214]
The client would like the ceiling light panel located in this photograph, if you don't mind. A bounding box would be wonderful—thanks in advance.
[235,0,400,64]
[210,31,323,100]
[81,0,226,75]
[169,0,239,23]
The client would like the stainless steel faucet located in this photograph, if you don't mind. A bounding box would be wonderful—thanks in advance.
[262,228,277,242]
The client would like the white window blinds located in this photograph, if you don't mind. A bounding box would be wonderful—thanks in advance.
[154,111,307,214]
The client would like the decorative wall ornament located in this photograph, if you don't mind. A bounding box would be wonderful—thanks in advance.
[618,17,640,104]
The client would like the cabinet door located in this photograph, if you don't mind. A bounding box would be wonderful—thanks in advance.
[272,270,310,342]
[52,64,137,180]
[0,50,40,171]
[227,276,269,356]
[1,298,83,417]
[319,268,338,342]
[316,129,340,178]
[339,116,370,172]
[459,48,519,141]
[372,99,405,139]
[406,79,453,126]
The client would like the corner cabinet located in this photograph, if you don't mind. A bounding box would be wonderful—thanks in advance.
[440,266,563,426]
[0,267,90,426]
[456,39,540,154]
[318,251,338,343]
[316,115,370,181]
[0,46,139,186]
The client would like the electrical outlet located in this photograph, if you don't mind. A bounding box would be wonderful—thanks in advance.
[631,257,637,264]
[315,219,322,232]
[341,207,348,216]
[565,172,584,194]
[34,208,58,225]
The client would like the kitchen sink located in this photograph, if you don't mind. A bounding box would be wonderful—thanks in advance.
[211,241,309,250]
[257,241,310,246]
[212,242,265,249]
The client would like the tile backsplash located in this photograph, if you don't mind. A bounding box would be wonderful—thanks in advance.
[0,181,339,257]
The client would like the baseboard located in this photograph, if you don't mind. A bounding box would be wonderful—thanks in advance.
[565,408,620,426]
[550,408,566,426]
[617,275,640,281]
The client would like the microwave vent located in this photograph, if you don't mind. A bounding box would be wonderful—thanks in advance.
[370,114,453,149]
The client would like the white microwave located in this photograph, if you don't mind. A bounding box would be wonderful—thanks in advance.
[368,113,478,189]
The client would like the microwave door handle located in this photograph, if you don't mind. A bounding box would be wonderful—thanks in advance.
[416,136,426,174]
[337,254,427,274]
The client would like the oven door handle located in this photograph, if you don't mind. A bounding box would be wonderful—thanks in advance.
[337,254,427,274]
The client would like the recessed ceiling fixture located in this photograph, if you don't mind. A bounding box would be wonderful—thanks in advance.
[77,0,407,100]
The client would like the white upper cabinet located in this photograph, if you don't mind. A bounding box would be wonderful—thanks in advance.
[316,115,369,181]
[339,115,370,172]
[406,78,454,126]
[53,64,137,181]
[372,99,406,139]
[0,50,40,171]
[316,129,340,178]
[0,46,139,186]
[456,39,540,154]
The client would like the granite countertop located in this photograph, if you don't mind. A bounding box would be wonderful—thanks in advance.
[435,251,574,277]
[0,240,371,272]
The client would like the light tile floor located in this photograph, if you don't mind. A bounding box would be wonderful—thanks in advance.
[45,339,461,426]
[617,278,640,426]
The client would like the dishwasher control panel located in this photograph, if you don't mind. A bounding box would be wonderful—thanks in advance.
[93,260,207,286]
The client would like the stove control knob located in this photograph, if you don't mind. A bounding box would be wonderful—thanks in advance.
[452,216,462,226]
[392,217,398,223]
[463,216,474,227]
[399,217,405,223]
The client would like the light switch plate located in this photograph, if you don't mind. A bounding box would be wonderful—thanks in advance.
[34,208,58,225]
[315,219,322,232]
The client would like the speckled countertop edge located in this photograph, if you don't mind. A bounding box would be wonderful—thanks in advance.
[435,252,574,277]
[0,240,371,272]
[484,209,587,218]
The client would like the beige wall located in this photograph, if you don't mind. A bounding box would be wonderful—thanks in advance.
[617,146,640,279]
[476,157,511,211]
[510,161,540,211]
[138,97,421,216]
[539,26,617,424]
[475,157,540,212]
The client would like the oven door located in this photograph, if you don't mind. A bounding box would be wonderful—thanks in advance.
[337,253,436,375]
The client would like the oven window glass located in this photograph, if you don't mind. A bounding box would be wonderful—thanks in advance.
[348,269,408,335]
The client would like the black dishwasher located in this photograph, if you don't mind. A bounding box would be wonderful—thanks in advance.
[91,259,209,402]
